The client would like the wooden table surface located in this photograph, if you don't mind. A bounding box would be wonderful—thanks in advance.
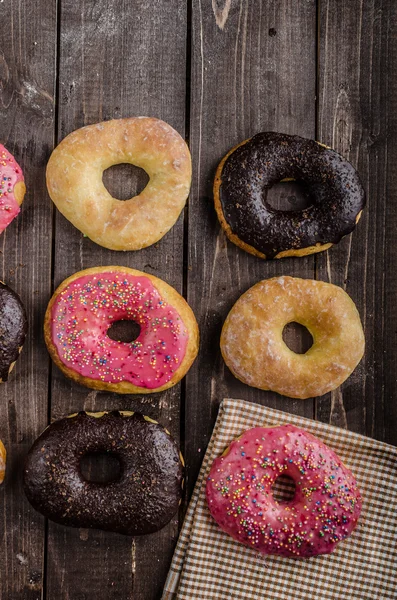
[0,1,396,598]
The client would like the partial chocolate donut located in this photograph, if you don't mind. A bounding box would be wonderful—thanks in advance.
[214,132,365,259]
[23,411,183,536]
[0,281,27,382]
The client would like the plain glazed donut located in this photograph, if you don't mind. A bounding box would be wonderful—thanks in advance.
[46,117,191,250]
[0,281,28,382]
[0,144,26,234]
[206,424,362,558]
[220,276,364,399]
[214,132,365,259]
[23,411,183,535]
[0,439,5,484]
[44,266,199,393]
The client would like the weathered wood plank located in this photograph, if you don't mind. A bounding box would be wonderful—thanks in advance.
[315,0,397,445]
[1,1,395,597]
[0,0,56,598]
[47,1,187,599]
[185,0,318,500]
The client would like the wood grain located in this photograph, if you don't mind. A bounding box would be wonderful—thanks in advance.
[0,1,396,598]
[46,1,187,599]
[315,0,397,446]
[184,0,318,500]
[0,0,56,598]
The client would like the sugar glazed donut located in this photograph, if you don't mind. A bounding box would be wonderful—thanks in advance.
[24,411,183,535]
[0,282,28,382]
[0,144,26,234]
[0,439,6,484]
[214,132,365,259]
[206,425,362,558]
[44,266,199,393]
[221,277,364,399]
[46,117,191,250]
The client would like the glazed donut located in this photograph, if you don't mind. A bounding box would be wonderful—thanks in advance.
[0,282,28,382]
[44,266,199,393]
[23,411,183,535]
[214,132,365,259]
[46,117,191,251]
[206,424,362,558]
[0,144,26,234]
[221,276,364,399]
[0,439,6,484]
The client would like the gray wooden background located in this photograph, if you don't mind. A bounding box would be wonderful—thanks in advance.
[0,0,396,598]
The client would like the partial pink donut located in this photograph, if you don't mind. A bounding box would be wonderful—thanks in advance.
[0,144,25,234]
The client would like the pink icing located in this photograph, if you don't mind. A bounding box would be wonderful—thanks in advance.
[0,144,24,234]
[206,424,362,558]
[50,272,189,389]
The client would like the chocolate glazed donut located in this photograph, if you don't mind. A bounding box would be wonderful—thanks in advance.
[214,132,365,259]
[0,281,27,381]
[23,411,183,535]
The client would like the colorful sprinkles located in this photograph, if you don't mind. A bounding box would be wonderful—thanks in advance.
[0,144,24,234]
[51,271,189,388]
[206,424,362,558]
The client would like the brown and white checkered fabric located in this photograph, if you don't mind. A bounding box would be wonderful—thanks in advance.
[163,399,397,600]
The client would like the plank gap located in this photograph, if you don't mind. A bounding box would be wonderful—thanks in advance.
[44,0,61,598]
[313,0,321,422]
[315,0,321,143]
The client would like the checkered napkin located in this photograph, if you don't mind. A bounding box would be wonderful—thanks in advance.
[162,398,397,600]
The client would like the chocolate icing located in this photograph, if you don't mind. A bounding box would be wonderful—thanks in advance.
[0,281,27,381]
[218,132,365,258]
[23,411,183,536]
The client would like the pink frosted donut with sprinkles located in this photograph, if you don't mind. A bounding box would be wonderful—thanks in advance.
[206,424,362,558]
[0,144,26,234]
[44,266,199,393]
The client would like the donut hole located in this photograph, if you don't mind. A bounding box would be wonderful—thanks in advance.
[102,163,149,201]
[107,320,141,343]
[272,475,296,503]
[264,180,313,212]
[80,451,122,484]
[282,322,313,354]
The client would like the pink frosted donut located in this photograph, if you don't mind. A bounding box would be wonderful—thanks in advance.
[44,266,199,393]
[0,144,26,234]
[206,424,362,558]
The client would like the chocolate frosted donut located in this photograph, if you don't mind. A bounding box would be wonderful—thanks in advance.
[0,281,27,382]
[23,411,183,536]
[214,132,365,259]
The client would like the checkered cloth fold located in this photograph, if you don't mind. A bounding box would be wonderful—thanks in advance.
[162,398,397,600]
